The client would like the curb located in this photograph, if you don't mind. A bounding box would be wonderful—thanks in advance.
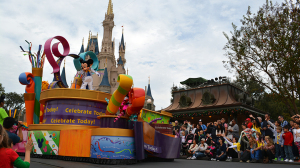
[178,156,300,165]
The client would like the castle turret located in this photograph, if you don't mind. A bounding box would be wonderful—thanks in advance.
[99,63,111,93]
[144,76,155,111]
[61,59,68,87]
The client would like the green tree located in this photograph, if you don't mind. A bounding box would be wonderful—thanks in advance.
[0,83,4,95]
[3,92,25,116]
[223,0,300,116]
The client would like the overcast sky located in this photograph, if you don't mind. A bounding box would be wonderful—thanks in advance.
[0,0,285,110]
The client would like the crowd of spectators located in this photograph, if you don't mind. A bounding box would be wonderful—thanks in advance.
[174,113,300,163]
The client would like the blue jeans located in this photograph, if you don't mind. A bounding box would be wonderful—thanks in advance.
[275,144,284,158]
[284,145,294,160]
[251,149,261,160]
[216,154,227,161]
[193,152,206,158]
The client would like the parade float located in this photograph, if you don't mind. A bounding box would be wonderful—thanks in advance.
[17,36,180,164]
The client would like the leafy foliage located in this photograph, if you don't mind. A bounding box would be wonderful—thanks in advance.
[0,83,4,95]
[223,0,300,115]
[3,92,24,117]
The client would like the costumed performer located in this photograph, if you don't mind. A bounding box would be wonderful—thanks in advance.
[0,94,8,126]
[79,58,101,90]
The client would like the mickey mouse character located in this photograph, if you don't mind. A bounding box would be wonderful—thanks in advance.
[79,58,101,90]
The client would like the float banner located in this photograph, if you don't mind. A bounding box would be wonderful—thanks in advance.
[143,143,161,153]
[43,99,106,126]
[150,123,173,134]
[91,136,136,159]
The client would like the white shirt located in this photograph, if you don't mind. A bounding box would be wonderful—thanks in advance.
[293,128,300,142]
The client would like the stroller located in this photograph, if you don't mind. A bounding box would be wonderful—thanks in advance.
[180,134,195,156]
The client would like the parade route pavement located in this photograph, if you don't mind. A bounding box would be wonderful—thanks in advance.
[21,157,300,168]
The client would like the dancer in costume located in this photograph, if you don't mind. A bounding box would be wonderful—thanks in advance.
[78,58,101,90]
[0,95,8,126]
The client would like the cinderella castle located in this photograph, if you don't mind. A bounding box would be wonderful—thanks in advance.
[77,0,156,110]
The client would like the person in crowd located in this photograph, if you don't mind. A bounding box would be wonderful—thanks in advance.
[262,114,275,139]
[252,134,263,162]
[245,118,253,129]
[191,138,208,160]
[293,122,300,160]
[197,130,205,144]
[249,115,261,134]
[181,131,186,143]
[291,114,300,123]
[282,125,294,162]
[181,124,188,138]
[0,124,33,168]
[186,139,198,159]
[240,134,251,162]
[3,117,23,145]
[206,122,214,135]
[191,124,196,134]
[268,126,284,161]
[217,120,222,125]
[241,134,256,162]
[194,124,201,136]
[216,124,225,139]
[0,94,8,126]
[199,119,207,134]
[205,133,214,146]
[173,120,180,135]
[257,117,264,136]
[261,136,275,163]
[227,121,233,140]
[221,118,228,135]
[229,119,239,139]
[206,141,217,161]
[278,115,289,128]
[216,137,227,161]
[186,121,192,133]
[223,136,239,162]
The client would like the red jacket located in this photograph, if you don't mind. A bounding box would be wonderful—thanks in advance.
[282,131,293,146]
[247,122,253,129]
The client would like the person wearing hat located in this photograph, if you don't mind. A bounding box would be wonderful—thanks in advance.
[0,94,8,126]
[245,118,253,129]
[3,117,23,145]
[199,119,207,134]
[191,138,208,159]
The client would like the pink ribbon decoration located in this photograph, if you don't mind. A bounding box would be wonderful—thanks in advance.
[44,36,70,74]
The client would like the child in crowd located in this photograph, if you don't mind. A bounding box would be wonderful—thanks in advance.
[0,124,33,168]
[282,125,294,162]
[181,131,186,143]
[251,134,263,162]
[262,136,275,163]
[206,140,217,160]
[268,126,284,161]
[197,130,205,144]
[293,122,300,160]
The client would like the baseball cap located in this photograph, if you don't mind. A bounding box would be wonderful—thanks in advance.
[199,119,202,122]
[201,138,205,141]
[245,118,251,121]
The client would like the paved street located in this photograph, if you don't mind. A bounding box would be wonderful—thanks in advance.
[21,157,300,168]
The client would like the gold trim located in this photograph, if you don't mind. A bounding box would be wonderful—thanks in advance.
[40,89,111,104]
[32,68,43,77]
[91,128,134,137]
[97,115,129,119]
[142,108,173,117]
[28,124,98,131]
[24,93,35,101]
